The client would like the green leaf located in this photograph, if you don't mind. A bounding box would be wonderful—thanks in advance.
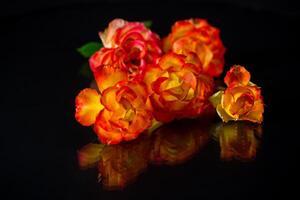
[77,42,103,58]
[143,20,152,28]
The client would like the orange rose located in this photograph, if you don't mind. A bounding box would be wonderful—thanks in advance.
[75,81,152,145]
[144,52,214,122]
[163,18,225,77]
[94,81,153,144]
[212,122,262,161]
[210,65,264,123]
[89,19,162,92]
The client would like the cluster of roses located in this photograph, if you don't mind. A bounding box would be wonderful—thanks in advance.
[75,18,264,145]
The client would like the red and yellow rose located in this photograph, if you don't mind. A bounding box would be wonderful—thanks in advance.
[210,65,264,123]
[89,19,162,92]
[75,81,153,145]
[145,52,214,122]
[163,18,225,77]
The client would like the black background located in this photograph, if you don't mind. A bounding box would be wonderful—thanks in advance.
[1,0,300,199]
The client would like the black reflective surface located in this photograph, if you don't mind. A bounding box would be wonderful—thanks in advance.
[2,2,299,199]
[78,120,262,190]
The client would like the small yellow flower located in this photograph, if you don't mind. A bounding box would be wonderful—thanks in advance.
[210,65,264,123]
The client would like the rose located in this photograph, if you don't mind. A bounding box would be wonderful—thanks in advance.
[89,19,162,92]
[75,81,152,145]
[94,81,153,144]
[144,52,214,122]
[163,18,225,77]
[210,65,264,123]
[224,65,251,87]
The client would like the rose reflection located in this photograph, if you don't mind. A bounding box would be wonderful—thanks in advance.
[78,120,262,189]
[150,120,210,165]
[212,122,262,161]
[99,139,151,189]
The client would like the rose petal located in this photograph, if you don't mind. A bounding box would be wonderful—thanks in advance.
[243,99,264,123]
[94,111,123,145]
[143,65,163,92]
[101,86,123,112]
[75,88,103,126]
[224,65,251,87]
[216,104,235,122]
[99,18,127,48]
[169,20,194,42]
[125,112,151,140]
[94,67,128,92]
[195,43,213,69]
[149,94,175,122]
[159,52,185,71]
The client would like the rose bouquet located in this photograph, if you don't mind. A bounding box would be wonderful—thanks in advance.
[75,18,264,145]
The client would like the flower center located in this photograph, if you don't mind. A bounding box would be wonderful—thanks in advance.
[119,97,136,122]
[230,93,254,116]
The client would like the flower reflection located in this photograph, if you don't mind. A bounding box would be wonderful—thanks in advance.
[150,120,210,165]
[77,120,263,189]
[77,119,210,189]
[78,143,105,169]
[212,122,262,161]
[98,136,151,189]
